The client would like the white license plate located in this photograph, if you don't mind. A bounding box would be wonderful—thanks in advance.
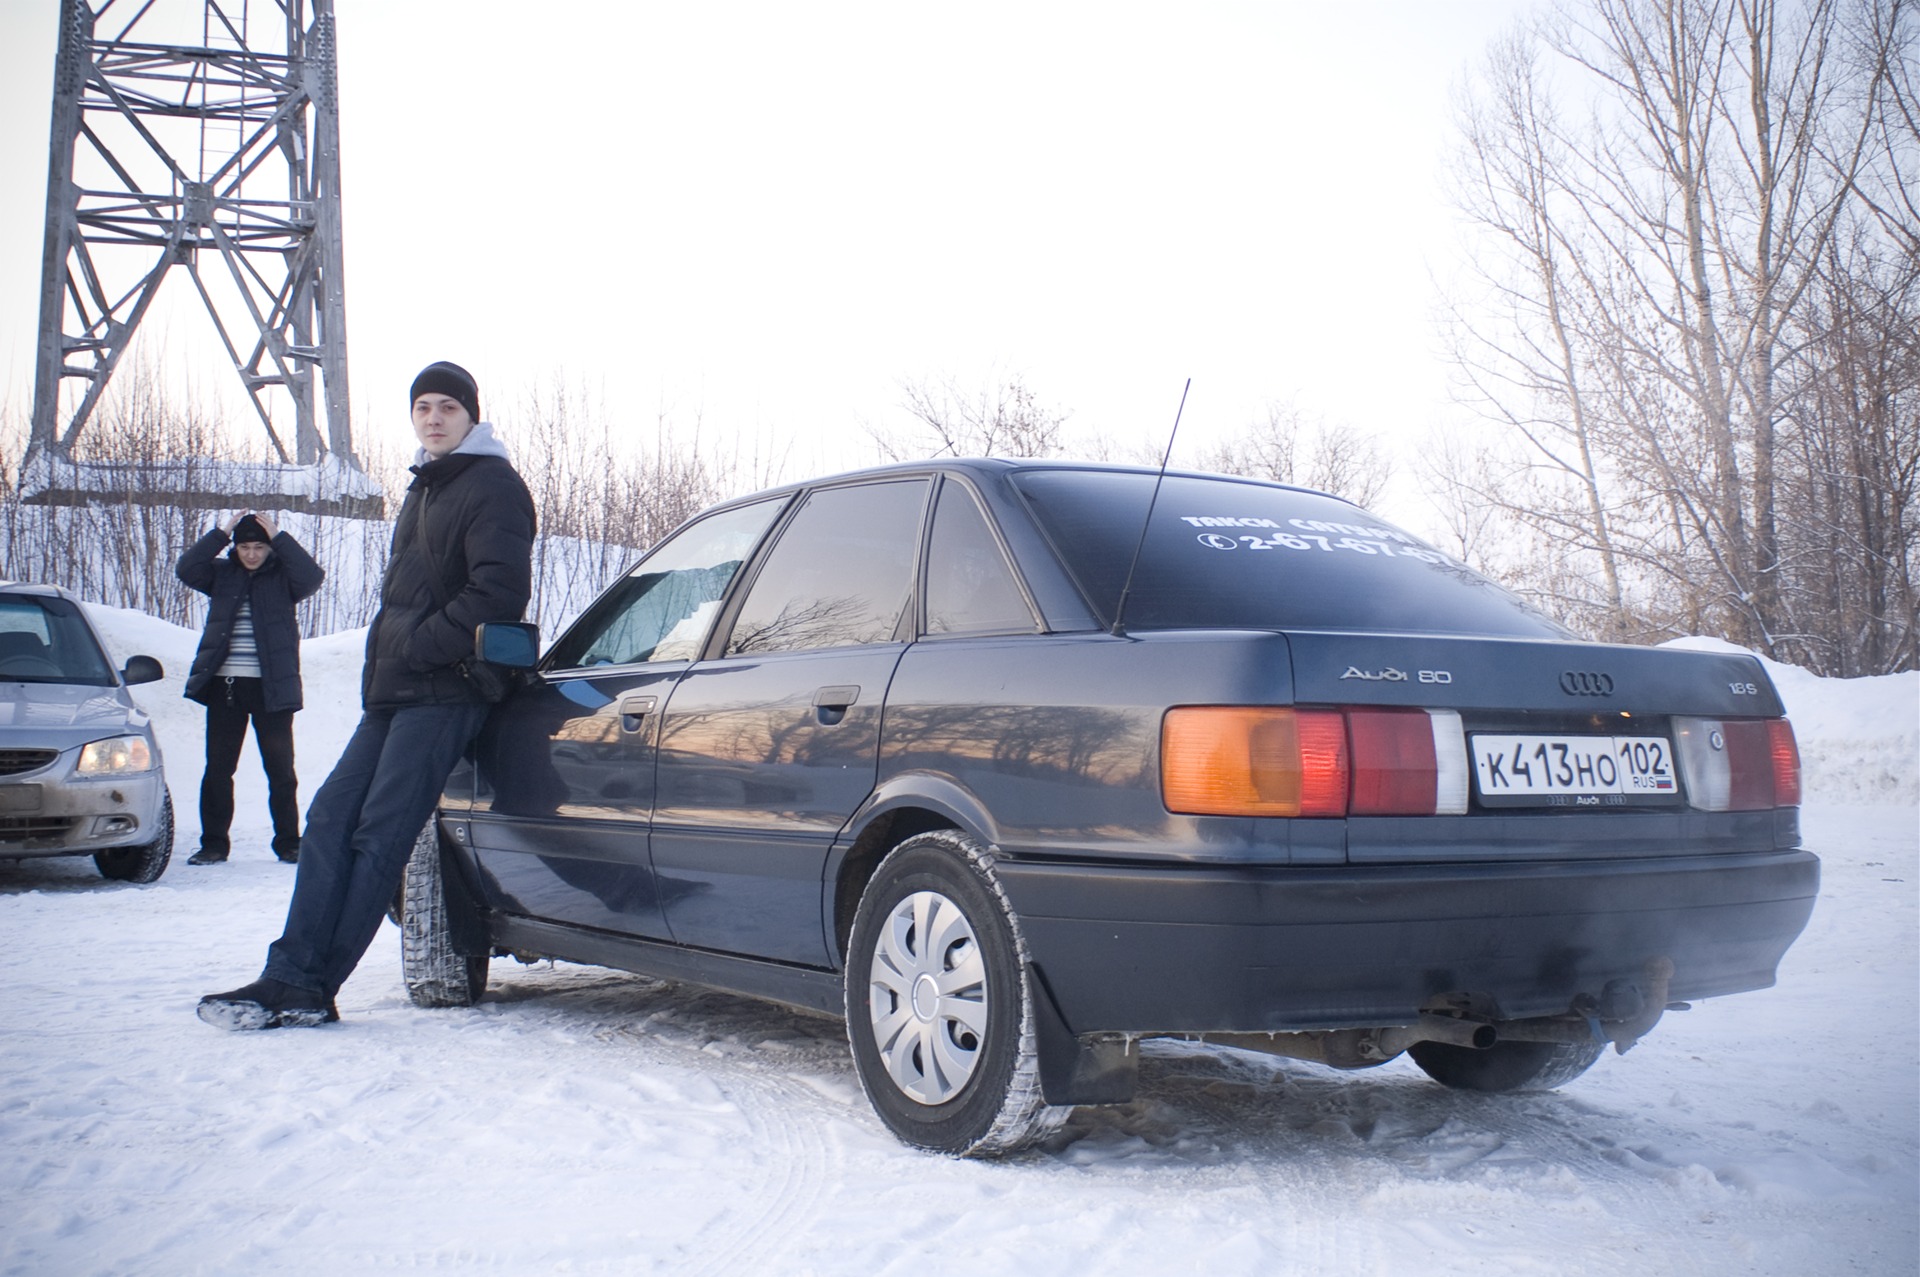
[1471,734,1678,805]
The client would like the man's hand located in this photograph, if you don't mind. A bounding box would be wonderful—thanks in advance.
[254,512,281,539]
[219,511,246,535]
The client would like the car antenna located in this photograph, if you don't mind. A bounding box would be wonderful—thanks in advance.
[1111,378,1190,637]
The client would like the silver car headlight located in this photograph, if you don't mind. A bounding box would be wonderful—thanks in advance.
[75,735,156,775]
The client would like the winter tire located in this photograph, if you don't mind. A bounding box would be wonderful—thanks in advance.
[844,830,1067,1156]
[401,821,488,1007]
[1408,1035,1605,1093]
[94,792,173,883]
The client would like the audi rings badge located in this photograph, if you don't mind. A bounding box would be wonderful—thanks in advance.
[1558,670,1615,697]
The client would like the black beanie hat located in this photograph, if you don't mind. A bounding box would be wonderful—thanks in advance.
[232,514,271,544]
[409,360,481,423]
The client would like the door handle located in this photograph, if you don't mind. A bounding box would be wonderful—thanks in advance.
[618,694,656,733]
[812,684,860,725]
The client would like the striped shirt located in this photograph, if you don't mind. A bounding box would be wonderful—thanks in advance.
[215,598,263,678]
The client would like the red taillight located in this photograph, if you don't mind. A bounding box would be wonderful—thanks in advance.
[1294,711,1350,816]
[1769,718,1802,806]
[1162,706,1465,818]
[1723,720,1776,810]
[1674,716,1801,811]
[1347,709,1438,815]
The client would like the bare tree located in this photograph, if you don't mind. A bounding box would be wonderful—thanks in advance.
[1196,400,1392,509]
[871,374,1069,461]
[1439,0,1916,671]
[0,367,740,641]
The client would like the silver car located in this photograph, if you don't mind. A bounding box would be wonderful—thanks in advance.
[0,582,173,882]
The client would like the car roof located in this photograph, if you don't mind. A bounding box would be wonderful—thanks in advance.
[701,456,1342,511]
[0,581,78,600]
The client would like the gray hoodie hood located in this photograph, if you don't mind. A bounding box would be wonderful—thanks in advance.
[414,420,512,469]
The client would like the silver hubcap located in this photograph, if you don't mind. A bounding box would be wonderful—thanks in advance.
[867,889,987,1106]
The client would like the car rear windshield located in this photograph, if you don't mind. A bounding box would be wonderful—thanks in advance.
[0,595,117,685]
[1011,470,1570,638]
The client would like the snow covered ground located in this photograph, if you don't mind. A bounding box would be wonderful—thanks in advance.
[1,607,1914,1276]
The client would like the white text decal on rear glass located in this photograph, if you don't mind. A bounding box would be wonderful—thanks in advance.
[1182,515,1410,540]
[1179,516,1452,563]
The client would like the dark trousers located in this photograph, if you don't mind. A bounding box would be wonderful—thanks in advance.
[264,702,490,997]
[199,677,299,858]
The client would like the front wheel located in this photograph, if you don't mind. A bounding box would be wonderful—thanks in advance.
[400,822,488,1007]
[1408,1036,1605,1093]
[94,792,173,883]
[844,830,1067,1156]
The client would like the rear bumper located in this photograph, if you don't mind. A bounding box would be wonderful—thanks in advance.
[995,849,1820,1034]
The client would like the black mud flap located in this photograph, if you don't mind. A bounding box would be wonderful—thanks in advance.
[1028,962,1138,1106]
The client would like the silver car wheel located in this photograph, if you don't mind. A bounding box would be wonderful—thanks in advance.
[866,888,988,1106]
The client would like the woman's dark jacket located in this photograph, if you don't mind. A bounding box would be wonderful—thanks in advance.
[362,449,536,708]
[177,530,326,713]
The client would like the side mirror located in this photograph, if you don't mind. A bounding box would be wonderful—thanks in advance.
[122,654,164,685]
[475,622,540,669]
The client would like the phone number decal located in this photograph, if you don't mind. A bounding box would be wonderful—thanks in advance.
[1236,533,1452,562]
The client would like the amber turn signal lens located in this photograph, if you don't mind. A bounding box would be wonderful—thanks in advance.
[1161,707,1349,817]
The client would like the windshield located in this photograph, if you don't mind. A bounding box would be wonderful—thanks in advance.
[1012,470,1571,639]
[0,595,118,686]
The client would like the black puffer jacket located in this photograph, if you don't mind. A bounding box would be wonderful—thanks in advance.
[177,529,326,713]
[362,444,536,708]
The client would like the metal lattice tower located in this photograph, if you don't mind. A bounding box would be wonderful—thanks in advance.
[26,0,380,517]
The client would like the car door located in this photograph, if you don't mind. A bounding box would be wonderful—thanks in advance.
[650,478,932,966]
[463,498,785,937]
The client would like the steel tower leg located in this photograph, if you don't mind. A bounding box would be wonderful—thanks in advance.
[24,0,378,517]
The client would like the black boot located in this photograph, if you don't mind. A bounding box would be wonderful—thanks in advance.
[187,847,228,865]
[197,978,339,1030]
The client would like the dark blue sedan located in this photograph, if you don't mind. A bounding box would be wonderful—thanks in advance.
[402,460,1817,1155]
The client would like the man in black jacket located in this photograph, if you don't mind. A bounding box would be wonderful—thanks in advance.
[177,511,325,864]
[199,361,536,1029]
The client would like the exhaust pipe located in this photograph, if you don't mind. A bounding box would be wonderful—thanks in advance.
[1197,957,1680,1067]
[1379,1013,1497,1054]
[1203,1013,1498,1069]
[1491,957,1676,1055]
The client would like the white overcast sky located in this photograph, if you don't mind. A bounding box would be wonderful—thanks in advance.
[0,0,1539,516]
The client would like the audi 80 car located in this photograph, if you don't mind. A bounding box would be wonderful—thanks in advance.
[399,460,1818,1155]
[0,582,173,882]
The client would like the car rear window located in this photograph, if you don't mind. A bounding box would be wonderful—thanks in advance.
[1011,470,1569,638]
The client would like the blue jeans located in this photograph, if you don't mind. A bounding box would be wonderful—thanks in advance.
[264,703,490,997]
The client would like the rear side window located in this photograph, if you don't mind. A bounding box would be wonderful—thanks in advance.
[725,480,930,656]
[923,481,1035,636]
[0,596,116,685]
[1011,470,1569,638]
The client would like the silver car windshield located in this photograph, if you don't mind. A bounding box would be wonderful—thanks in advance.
[0,596,117,686]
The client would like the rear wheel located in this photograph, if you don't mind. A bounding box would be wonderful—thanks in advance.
[94,793,173,884]
[400,822,488,1006]
[1409,1037,1605,1093]
[844,830,1067,1156]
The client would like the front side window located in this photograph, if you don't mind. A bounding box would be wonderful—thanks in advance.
[547,499,784,669]
[725,480,930,656]
[0,596,115,685]
[923,481,1034,636]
